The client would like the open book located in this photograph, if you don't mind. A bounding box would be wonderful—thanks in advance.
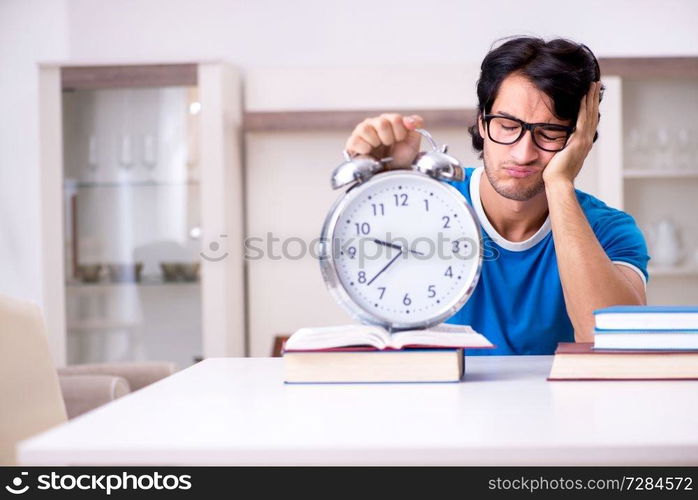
[283,323,494,352]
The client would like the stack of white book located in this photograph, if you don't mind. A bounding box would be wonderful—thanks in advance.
[593,305,698,350]
[549,305,698,381]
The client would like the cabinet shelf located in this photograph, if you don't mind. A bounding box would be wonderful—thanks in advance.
[66,279,201,287]
[624,169,698,179]
[243,108,476,132]
[648,264,698,277]
[64,180,199,189]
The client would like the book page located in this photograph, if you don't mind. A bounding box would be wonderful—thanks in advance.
[284,324,390,350]
[390,324,494,349]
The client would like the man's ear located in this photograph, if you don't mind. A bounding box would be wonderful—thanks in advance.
[478,112,486,141]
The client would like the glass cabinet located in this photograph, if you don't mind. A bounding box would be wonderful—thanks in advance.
[63,84,202,367]
[39,63,245,368]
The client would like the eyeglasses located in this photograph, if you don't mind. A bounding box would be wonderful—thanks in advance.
[482,113,575,152]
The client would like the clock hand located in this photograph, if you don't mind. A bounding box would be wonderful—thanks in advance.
[366,248,403,286]
[372,238,402,251]
[372,238,425,257]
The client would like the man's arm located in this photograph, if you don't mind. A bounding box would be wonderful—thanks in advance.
[542,81,646,342]
[545,180,646,341]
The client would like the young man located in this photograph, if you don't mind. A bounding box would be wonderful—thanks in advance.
[343,37,649,355]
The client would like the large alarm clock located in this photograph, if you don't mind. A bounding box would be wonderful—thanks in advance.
[319,129,483,331]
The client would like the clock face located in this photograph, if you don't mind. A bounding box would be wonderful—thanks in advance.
[321,171,482,329]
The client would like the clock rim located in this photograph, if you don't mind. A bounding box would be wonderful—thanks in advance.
[319,170,483,331]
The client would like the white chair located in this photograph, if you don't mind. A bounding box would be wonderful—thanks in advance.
[0,294,67,464]
[0,293,176,464]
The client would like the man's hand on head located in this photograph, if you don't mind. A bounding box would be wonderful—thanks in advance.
[542,81,602,186]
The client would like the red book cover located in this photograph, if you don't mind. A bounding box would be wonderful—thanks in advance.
[555,342,698,355]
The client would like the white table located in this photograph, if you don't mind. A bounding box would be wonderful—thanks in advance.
[18,356,698,465]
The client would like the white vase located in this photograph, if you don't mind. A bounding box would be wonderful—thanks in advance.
[647,219,683,267]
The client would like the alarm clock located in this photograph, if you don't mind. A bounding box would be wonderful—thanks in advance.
[319,129,483,331]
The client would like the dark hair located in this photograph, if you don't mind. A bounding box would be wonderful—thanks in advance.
[469,36,603,157]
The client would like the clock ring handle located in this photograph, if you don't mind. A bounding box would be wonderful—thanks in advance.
[331,152,394,190]
[342,149,393,164]
[414,128,440,152]
[412,129,465,182]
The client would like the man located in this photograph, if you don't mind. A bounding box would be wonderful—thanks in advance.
[343,36,649,355]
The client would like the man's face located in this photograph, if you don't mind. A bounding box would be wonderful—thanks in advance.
[478,73,572,202]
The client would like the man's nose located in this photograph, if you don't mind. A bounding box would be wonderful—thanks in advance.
[509,130,539,164]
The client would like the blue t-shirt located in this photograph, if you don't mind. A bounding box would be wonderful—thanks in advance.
[445,167,649,355]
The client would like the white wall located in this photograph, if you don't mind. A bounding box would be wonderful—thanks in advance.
[63,0,698,65]
[2,0,698,321]
[0,0,68,305]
